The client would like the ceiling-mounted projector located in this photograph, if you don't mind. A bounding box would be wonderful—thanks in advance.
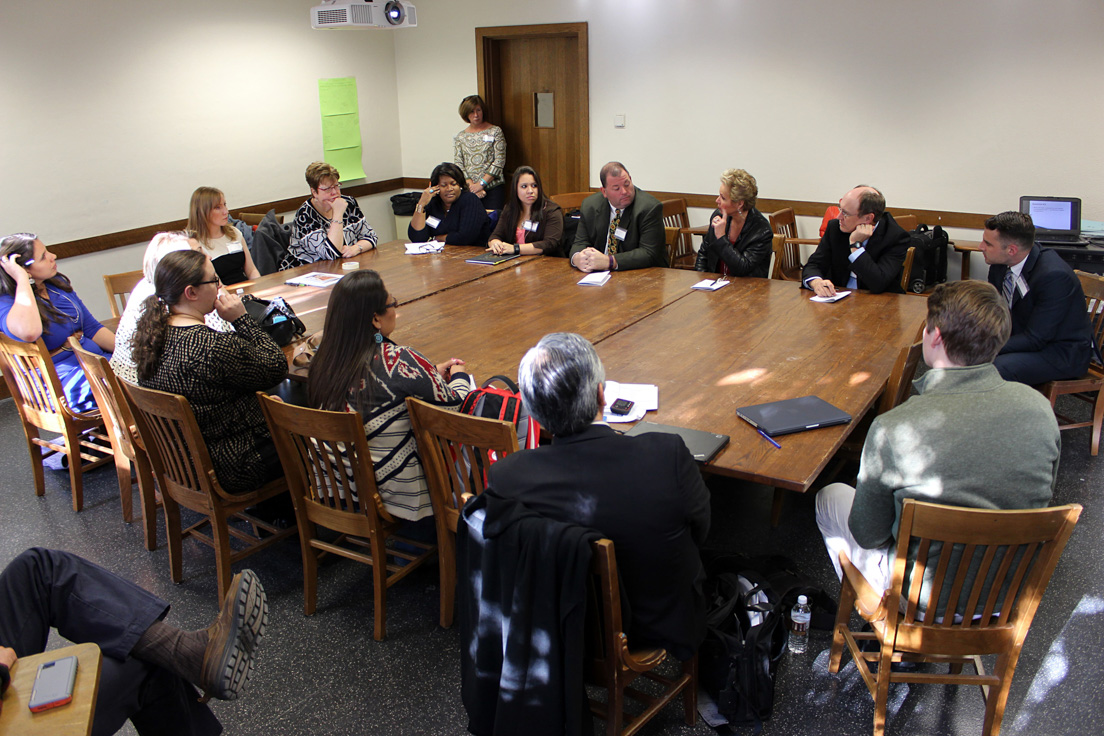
[311,0,417,29]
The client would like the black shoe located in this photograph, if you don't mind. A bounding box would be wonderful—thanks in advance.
[200,570,268,700]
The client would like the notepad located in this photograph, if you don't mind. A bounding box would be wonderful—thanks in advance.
[810,290,851,303]
[405,242,444,255]
[466,253,521,266]
[284,272,343,287]
[692,279,730,291]
[578,271,611,286]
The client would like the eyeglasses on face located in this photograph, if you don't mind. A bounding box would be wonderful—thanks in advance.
[317,182,342,193]
[195,275,221,287]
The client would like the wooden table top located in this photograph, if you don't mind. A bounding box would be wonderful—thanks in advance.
[0,642,101,736]
[596,280,928,491]
[118,244,928,492]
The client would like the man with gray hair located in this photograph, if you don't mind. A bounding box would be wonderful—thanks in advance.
[483,332,710,660]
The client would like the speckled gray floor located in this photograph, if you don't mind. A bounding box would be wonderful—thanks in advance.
[0,388,1099,736]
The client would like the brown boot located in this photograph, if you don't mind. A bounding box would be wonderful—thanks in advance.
[200,569,268,700]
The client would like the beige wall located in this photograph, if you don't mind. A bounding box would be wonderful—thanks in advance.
[2,0,1102,313]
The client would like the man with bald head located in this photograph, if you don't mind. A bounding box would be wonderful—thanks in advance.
[802,185,912,295]
[569,161,668,272]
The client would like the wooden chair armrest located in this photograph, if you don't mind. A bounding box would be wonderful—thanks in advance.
[784,238,821,246]
[618,633,667,672]
[681,226,709,237]
[839,550,889,622]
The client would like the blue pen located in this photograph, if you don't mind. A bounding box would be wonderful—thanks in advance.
[757,428,781,449]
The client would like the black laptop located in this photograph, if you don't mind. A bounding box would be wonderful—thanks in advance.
[1019,196,1085,246]
[737,395,851,437]
[623,422,729,463]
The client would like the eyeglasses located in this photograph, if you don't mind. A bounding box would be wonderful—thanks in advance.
[195,275,221,287]
[317,182,341,193]
[837,202,855,219]
[385,297,399,310]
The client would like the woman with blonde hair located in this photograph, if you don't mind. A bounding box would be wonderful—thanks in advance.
[694,168,773,278]
[186,186,261,284]
[110,231,234,384]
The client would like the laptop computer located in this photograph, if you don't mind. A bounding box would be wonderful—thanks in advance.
[623,421,729,463]
[737,395,851,437]
[465,252,522,265]
[1019,196,1085,245]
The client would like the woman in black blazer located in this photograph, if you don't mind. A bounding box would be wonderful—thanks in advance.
[694,168,773,277]
[487,166,564,256]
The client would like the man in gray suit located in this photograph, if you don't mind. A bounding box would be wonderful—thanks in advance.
[568,161,668,272]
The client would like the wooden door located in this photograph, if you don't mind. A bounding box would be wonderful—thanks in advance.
[476,23,589,198]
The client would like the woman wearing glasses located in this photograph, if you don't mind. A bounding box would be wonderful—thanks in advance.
[307,269,472,522]
[0,232,116,413]
[133,250,287,495]
[283,161,378,269]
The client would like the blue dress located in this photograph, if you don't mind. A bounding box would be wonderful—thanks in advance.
[0,284,109,413]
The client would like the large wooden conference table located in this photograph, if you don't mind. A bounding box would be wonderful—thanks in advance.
[227,241,927,494]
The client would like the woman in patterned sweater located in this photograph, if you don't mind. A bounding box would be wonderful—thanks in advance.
[453,94,506,211]
[283,161,377,269]
[307,270,473,521]
[133,250,287,495]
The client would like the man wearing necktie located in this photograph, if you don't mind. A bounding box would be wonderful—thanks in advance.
[802,185,912,296]
[569,162,667,272]
[982,211,1094,385]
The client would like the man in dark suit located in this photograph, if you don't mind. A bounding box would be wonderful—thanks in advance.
[982,211,1093,385]
[802,185,912,295]
[568,161,668,271]
[483,332,710,661]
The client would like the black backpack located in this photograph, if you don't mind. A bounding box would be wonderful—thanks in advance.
[906,224,950,294]
[698,553,836,732]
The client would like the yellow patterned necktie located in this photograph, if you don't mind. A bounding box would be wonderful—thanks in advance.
[607,209,623,255]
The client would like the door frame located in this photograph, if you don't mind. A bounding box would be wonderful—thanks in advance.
[475,22,590,192]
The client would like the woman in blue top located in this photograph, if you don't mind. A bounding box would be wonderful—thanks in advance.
[0,233,115,413]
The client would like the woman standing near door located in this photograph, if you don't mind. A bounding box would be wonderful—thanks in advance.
[453,94,506,211]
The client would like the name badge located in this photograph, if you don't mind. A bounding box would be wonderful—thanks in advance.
[425,216,442,228]
[614,227,627,241]
[482,134,495,142]
[226,242,243,254]
[523,220,538,232]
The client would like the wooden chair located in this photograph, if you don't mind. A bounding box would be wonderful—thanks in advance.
[893,213,918,232]
[405,397,519,628]
[768,207,815,281]
[828,499,1082,736]
[586,538,697,735]
[102,270,145,320]
[69,338,160,550]
[769,234,786,281]
[237,212,266,227]
[900,246,917,293]
[1037,270,1104,455]
[121,381,295,598]
[550,191,592,213]
[0,334,113,512]
[259,395,436,640]
[660,198,696,269]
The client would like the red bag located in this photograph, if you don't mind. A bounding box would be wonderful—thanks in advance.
[459,375,540,450]
[819,206,840,237]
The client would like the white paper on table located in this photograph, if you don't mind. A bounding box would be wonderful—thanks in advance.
[578,271,611,286]
[692,278,730,291]
[405,242,444,255]
[284,272,344,287]
[602,380,658,423]
[810,290,851,303]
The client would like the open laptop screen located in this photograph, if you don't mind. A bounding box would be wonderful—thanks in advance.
[1019,196,1081,236]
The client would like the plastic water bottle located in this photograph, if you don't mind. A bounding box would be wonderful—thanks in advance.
[789,595,811,654]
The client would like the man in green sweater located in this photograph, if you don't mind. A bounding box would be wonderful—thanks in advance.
[816,279,1060,595]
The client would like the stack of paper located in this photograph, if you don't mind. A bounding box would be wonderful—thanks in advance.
[284,272,344,287]
[810,290,851,303]
[578,271,611,286]
[405,242,445,255]
[602,380,658,423]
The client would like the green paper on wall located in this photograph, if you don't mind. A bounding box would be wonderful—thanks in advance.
[318,77,359,116]
[322,113,361,150]
[325,147,366,181]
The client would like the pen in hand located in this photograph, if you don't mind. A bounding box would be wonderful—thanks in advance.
[757,428,781,449]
